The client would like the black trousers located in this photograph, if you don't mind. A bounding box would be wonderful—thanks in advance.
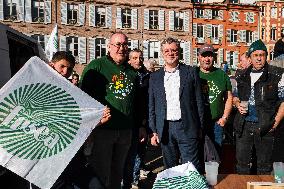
[236,121,274,174]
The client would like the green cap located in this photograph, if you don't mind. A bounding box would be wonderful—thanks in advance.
[247,39,267,57]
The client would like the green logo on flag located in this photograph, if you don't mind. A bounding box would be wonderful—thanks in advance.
[153,171,208,189]
[0,83,82,160]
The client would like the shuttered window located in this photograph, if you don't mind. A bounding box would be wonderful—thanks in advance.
[31,0,44,22]
[95,38,106,59]
[149,10,158,30]
[79,37,86,64]
[66,36,78,57]
[32,34,45,49]
[4,0,18,21]
[122,8,131,28]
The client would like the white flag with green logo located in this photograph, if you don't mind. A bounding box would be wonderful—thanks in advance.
[45,24,58,61]
[153,162,209,189]
[0,57,104,189]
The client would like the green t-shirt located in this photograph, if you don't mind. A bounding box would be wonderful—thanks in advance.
[199,67,232,120]
[80,56,137,129]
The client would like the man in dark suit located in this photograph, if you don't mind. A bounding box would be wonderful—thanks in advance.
[148,37,204,172]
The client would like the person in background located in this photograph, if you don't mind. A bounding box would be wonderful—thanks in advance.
[221,61,229,74]
[274,33,284,61]
[197,44,233,157]
[71,73,79,86]
[233,40,284,174]
[143,58,157,73]
[270,34,284,68]
[149,37,204,173]
[237,52,251,71]
[80,33,137,189]
[123,49,149,189]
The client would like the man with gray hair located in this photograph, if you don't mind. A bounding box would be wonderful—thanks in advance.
[148,37,204,172]
[80,32,137,189]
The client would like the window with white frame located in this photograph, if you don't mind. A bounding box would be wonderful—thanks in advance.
[196,9,204,18]
[193,0,204,2]
[260,6,265,17]
[270,27,276,40]
[270,51,274,60]
[174,12,184,31]
[282,8,284,18]
[67,4,78,25]
[212,25,218,39]
[281,27,284,35]
[229,0,238,3]
[149,10,158,30]
[31,34,45,49]
[144,9,164,30]
[197,24,204,39]
[95,38,106,59]
[271,7,277,19]
[230,11,239,22]
[32,0,44,22]
[245,12,254,23]
[95,7,106,27]
[122,8,132,28]
[261,27,265,40]
[212,9,219,19]
[230,29,238,43]
[4,0,18,20]
[227,51,234,66]
[246,30,253,44]
[67,37,78,57]
[149,41,159,59]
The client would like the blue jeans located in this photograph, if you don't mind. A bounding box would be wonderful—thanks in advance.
[88,128,132,189]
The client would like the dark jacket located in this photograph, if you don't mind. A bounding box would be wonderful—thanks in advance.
[234,63,284,136]
[148,64,204,139]
[134,66,151,131]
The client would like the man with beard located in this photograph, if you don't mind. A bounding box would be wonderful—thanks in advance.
[80,33,137,189]
[148,37,204,172]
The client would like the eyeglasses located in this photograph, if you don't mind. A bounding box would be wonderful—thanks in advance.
[110,43,128,48]
[163,49,179,54]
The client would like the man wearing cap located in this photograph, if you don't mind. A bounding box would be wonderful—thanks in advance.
[234,39,284,174]
[149,37,204,172]
[197,44,233,158]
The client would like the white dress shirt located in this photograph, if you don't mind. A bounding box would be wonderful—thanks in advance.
[164,68,181,120]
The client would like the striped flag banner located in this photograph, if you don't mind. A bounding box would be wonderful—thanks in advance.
[0,57,104,189]
[45,24,59,61]
[153,162,209,189]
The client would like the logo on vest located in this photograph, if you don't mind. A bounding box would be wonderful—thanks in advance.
[0,83,82,160]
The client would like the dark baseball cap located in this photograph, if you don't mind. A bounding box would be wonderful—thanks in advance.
[199,44,215,55]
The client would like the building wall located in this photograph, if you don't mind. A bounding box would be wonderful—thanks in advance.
[0,0,265,75]
[258,0,284,61]
[192,3,259,68]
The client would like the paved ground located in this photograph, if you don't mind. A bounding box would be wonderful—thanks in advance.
[137,145,163,189]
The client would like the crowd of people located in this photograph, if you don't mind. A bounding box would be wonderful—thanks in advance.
[78,33,283,189]
[0,32,283,189]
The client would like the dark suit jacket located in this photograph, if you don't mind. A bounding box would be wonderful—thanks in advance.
[148,63,204,139]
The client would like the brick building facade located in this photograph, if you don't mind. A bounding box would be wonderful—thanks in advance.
[258,0,284,61]
[0,0,273,74]
[192,1,259,69]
